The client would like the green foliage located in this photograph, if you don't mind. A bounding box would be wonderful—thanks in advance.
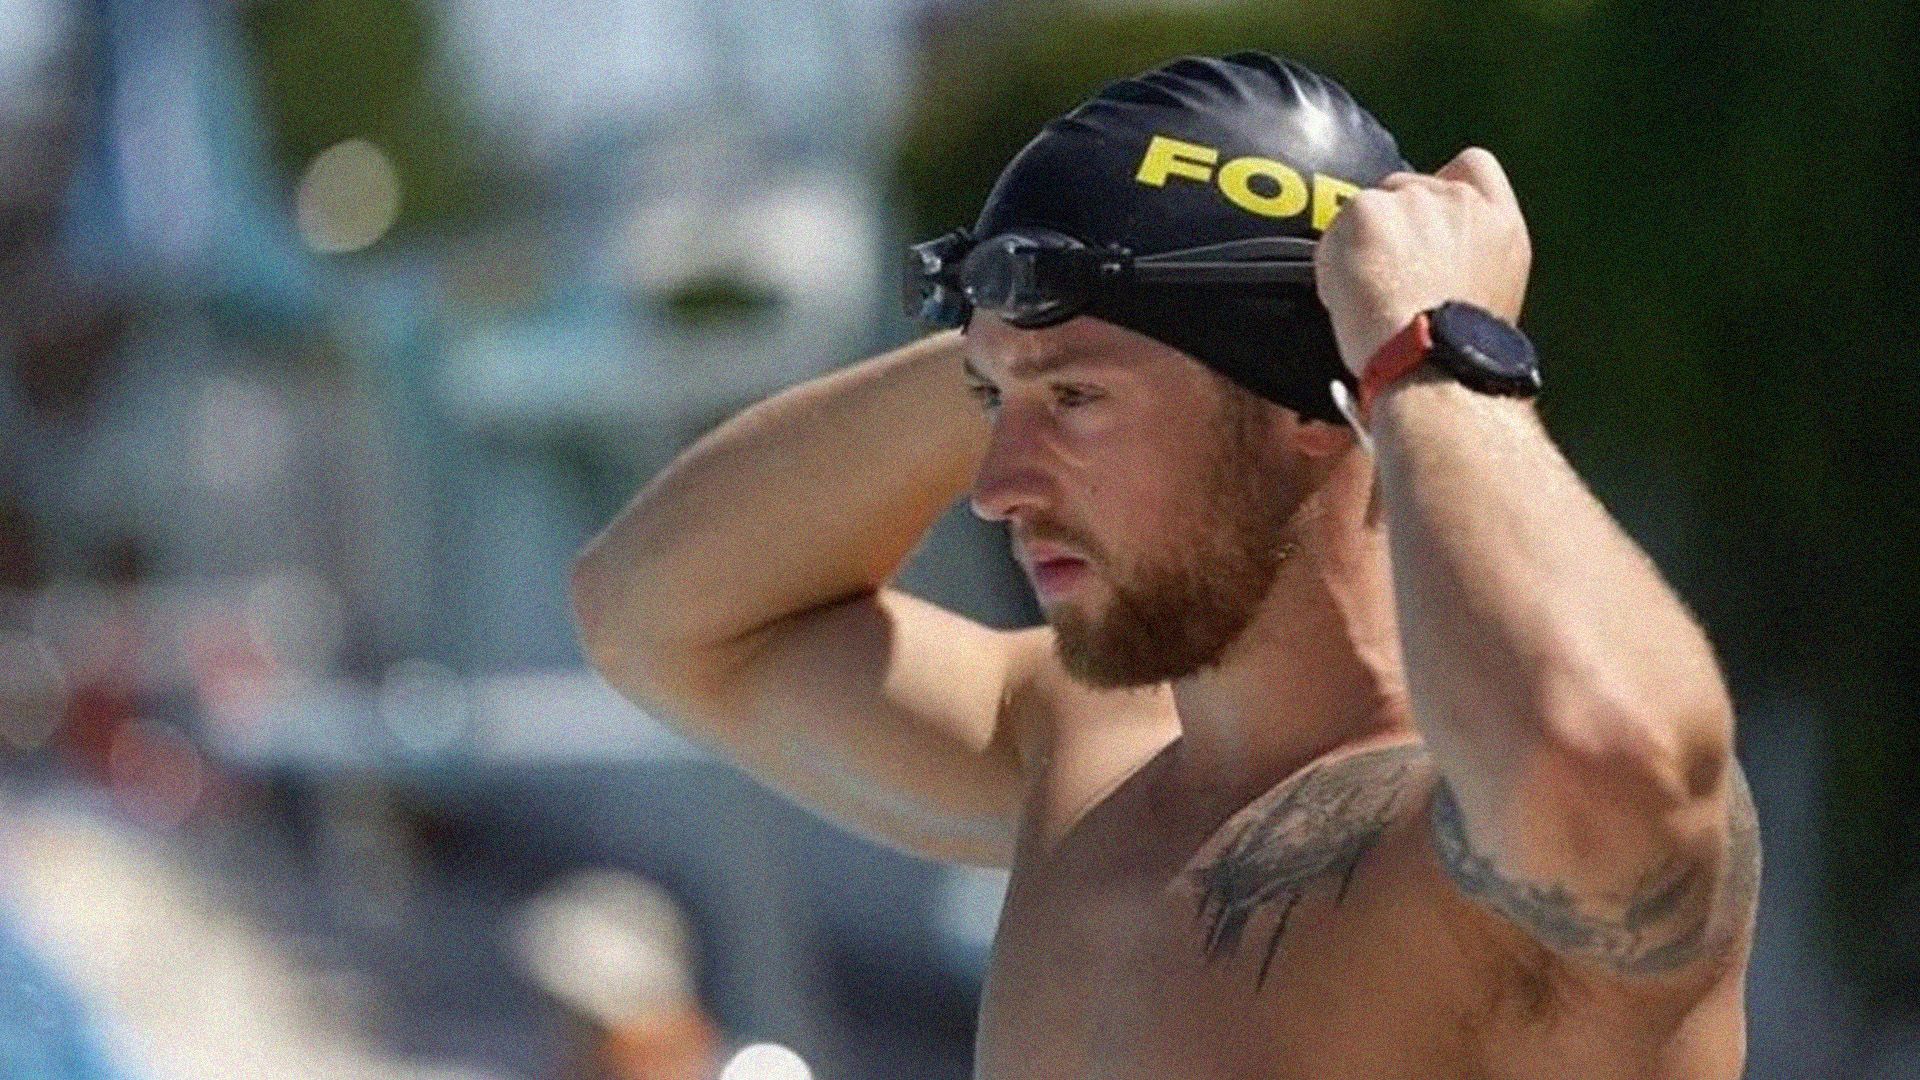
[660,273,788,329]
[238,0,493,234]
[895,0,1920,1007]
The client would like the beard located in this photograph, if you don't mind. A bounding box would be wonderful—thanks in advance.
[1043,391,1302,690]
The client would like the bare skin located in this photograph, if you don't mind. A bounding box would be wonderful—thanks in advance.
[572,147,1760,1078]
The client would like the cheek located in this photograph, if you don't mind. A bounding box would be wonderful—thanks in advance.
[1082,452,1213,558]
[1061,393,1225,541]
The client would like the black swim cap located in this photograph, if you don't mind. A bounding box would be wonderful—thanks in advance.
[972,52,1408,423]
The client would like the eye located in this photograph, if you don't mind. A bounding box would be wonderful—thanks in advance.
[966,381,1002,414]
[1052,383,1102,409]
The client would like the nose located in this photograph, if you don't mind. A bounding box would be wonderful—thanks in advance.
[968,413,1056,523]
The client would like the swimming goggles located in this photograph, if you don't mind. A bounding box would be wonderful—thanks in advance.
[903,227,1318,330]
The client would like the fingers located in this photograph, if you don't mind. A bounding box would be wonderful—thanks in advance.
[1375,168,1480,205]
[1434,146,1516,208]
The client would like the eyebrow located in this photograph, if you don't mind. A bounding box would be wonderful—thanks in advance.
[962,350,1095,383]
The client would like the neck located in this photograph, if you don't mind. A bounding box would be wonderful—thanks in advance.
[1164,450,1416,803]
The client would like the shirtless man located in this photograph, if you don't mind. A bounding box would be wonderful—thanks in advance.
[571,53,1761,1079]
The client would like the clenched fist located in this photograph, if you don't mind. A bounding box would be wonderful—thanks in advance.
[1314,147,1532,377]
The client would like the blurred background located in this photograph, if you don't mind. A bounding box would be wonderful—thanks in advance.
[0,0,1912,1076]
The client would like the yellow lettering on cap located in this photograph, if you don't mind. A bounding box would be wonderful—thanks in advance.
[1313,174,1362,231]
[1136,135,1219,187]
[1217,157,1309,219]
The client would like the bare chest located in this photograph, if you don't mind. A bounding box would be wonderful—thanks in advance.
[975,743,1485,1080]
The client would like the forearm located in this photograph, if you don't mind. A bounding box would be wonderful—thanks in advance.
[1315,146,1755,975]
[572,330,987,666]
[1374,373,1733,881]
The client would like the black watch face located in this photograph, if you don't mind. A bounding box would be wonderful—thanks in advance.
[1430,302,1541,395]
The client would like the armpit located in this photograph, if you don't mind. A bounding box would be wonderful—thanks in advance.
[1429,763,1761,980]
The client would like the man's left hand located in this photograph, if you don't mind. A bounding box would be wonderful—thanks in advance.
[1314,147,1532,377]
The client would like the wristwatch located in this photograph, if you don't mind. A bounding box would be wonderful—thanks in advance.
[1357,301,1541,419]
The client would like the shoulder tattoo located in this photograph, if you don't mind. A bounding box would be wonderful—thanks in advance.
[1190,742,1431,991]
[1430,762,1762,977]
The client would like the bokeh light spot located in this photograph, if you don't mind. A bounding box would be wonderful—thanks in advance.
[296,137,402,254]
[720,1043,813,1080]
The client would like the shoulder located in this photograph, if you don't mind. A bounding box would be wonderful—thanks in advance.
[1186,743,1580,1008]
[1200,738,1437,877]
[1188,737,1438,923]
[1249,745,1748,1051]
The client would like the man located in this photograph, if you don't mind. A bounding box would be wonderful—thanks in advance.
[572,53,1761,1079]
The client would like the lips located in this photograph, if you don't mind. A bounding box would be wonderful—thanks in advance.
[1025,553,1090,599]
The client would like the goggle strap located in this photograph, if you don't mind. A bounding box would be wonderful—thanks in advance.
[1129,262,1316,285]
[1133,237,1318,264]
[1126,236,1318,285]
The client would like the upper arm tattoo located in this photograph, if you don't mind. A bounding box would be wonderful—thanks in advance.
[1430,763,1762,977]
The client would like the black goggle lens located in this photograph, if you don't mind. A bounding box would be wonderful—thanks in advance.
[959,233,1083,328]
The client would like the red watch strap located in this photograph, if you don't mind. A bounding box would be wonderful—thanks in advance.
[1358,312,1434,421]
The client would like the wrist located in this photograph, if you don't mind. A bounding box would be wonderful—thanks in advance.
[1337,305,1425,380]
[1355,311,1433,423]
[1368,367,1537,456]
[1351,301,1542,427]
[1369,366,1480,430]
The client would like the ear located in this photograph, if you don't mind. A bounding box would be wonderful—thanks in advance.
[1286,415,1354,459]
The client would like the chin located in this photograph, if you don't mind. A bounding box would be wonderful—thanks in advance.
[1038,586,1106,629]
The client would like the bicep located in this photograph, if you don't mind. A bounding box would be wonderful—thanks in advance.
[628,587,1046,866]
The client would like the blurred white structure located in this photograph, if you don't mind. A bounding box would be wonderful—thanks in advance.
[434,0,910,454]
[0,802,509,1080]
